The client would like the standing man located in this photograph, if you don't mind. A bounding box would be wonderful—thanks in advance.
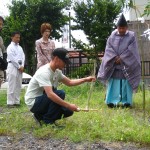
[97,14,141,108]
[7,31,25,107]
[0,16,7,88]
[25,48,96,126]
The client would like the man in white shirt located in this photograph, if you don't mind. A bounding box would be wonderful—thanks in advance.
[0,16,7,88]
[7,31,25,107]
[25,48,96,126]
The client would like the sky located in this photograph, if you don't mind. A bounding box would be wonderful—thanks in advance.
[0,0,11,17]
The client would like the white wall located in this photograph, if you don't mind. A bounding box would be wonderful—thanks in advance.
[129,0,150,21]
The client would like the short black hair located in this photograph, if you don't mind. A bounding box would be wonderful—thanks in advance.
[0,16,4,22]
[11,31,21,37]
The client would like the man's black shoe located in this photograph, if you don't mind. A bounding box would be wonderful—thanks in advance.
[54,122,66,129]
[47,122,65,129]
[122,103,132,108]
[14,104,20,107]
[7,104,15,108]
[33,114,42,127]
[107,103,115,108]
[7,104,20,108]
[45,121,65,129]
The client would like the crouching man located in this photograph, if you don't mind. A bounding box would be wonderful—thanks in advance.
[25,48,96,126]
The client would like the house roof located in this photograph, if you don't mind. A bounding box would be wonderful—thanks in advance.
[68,51,86,58]
[68,50,104,59]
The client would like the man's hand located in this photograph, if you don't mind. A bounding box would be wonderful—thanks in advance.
[85,76,96,82]
[115,56,121,64]
[68,104,79,112]
[18,66,24,73]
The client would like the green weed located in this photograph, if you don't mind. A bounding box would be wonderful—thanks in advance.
[0,82,150,144]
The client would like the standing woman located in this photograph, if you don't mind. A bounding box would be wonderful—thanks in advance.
[36,23,55,69]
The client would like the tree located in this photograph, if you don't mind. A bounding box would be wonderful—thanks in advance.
[72,0,122,59]
[2,0,71,67]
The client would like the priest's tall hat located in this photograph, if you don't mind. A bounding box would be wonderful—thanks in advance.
[117,14,127,27]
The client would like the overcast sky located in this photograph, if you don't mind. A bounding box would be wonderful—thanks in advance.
[0,0,11,17]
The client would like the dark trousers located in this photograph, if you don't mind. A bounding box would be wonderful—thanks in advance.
[30,90,73,124]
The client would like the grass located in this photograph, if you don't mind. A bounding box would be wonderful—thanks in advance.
[0,81,150,145]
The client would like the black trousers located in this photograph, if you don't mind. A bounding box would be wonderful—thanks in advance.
[30,90,73,124]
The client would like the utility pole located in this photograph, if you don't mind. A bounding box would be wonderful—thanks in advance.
[66,5,71,48]
[69,11,71,48]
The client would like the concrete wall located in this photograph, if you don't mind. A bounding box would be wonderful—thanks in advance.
[128,20,150,61]
[128,20,150,86]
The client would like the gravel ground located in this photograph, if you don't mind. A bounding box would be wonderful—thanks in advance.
[0,134,150,150]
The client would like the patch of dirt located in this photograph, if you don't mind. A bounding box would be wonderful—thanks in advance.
[0,133,150,150]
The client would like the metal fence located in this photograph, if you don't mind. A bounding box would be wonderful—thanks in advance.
[25,61,150,77]
[62,63,94,78]
[24,63,94,77]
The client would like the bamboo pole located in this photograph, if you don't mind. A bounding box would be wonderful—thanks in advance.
[86,59,96,110]
[138,23,146,120]
[77,59,98,112]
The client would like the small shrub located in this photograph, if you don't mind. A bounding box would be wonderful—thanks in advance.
[68,63,94,78]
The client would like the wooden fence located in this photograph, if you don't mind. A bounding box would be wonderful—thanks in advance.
[141,61,150,77]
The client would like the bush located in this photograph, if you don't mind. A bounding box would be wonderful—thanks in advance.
[68,63,94,78]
